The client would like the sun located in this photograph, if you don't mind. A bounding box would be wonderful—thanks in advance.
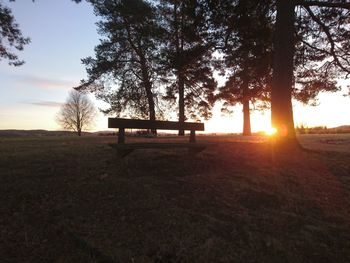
[265,126,277,136]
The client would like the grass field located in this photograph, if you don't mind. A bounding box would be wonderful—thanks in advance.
[1,134,350,262]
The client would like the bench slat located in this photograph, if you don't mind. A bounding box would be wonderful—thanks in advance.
[108,118,204,131]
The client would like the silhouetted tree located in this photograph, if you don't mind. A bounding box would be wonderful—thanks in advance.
[158,0,216,135]
[207,0,349,140]
[293,4,349,106]
[271,0,350,141]
[56,90,97,136]
[217,0,273,136]
[208,0,349,139]
[0,1,30,66]
[77,0,163,134]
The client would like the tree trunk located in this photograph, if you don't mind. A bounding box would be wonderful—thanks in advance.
[271,0,297,141]
[76,112,81,136]
[242,99,251,136]
[140,57,157,135]
[144,81,157,135]
[242,79,251,136]
[175,2,185,137]
[178,72,185,136]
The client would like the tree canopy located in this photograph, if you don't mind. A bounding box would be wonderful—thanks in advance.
[74,0,350,139]
[216,0,273,135]
[76,0,164,130]
[271,0,350,141]
[158,0,217,135]
[0,0,30,66]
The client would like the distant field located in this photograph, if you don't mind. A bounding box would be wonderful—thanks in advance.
[0,134,350,262]
[299,133,350,153]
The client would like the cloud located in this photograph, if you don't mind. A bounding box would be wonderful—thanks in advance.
[22,100,64,107]
[13,74,76,90]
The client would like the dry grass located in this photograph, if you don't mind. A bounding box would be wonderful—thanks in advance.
[299,133,350,153]
[0,134,349,262]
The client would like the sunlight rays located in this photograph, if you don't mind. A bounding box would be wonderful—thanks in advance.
[265,126,277,136]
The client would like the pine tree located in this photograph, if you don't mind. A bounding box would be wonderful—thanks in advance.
[158,0,216,135]
[0,1,30,66]
[217,0,273,136]
[209,0,350,140]
[76,0,164,134]
[272,0,350,142]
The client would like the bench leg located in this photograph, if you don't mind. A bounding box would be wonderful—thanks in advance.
[190,130,196,143]
[118,128,125,144]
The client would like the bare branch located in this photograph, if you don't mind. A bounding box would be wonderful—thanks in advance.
[56,90,97,136]
[304,5,350,74]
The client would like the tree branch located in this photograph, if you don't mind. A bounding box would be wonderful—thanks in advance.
[304,5,350,74]
[296,1,350,9]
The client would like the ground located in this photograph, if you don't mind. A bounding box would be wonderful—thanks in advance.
[0,134,350,262]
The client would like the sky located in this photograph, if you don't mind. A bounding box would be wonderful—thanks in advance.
[0,0,349,133]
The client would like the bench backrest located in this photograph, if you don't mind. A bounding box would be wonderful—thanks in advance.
[108,118,204,131]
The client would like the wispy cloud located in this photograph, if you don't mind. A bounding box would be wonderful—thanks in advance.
[22,100,64,107]
[13,74,76,90]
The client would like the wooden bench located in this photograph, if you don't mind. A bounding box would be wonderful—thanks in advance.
[108,118,204,144]
[108,118,206,157]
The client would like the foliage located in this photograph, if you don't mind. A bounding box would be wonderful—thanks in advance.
[214,0,347,109]
[77,0,164,122]
[0,0,30,66]
[216,0,273,112]
[56,90,97,136]
[296,124,350,134]
[270,0,350,139]
[158,0,217,122]
[296,124,328,134]
[293,3,350,105]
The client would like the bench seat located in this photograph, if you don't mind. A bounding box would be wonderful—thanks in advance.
[108,118,205,143]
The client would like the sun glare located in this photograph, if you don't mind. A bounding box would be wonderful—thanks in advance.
[265,126,277,136]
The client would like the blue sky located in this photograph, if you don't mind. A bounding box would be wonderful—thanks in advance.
[0,0,349,132]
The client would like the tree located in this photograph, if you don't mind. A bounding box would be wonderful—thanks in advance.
[216,0,273,136]
[207,0,346,139]
[76,0,163,134]
[0,0,30,66]
[292,4,347,106]
[56,90,97,136]
[207,0,349,141]
[158,0,216,135]
[271,0,350,141]
[270,1,296,140]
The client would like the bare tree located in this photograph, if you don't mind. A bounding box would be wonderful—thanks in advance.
[56,90,97,136]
